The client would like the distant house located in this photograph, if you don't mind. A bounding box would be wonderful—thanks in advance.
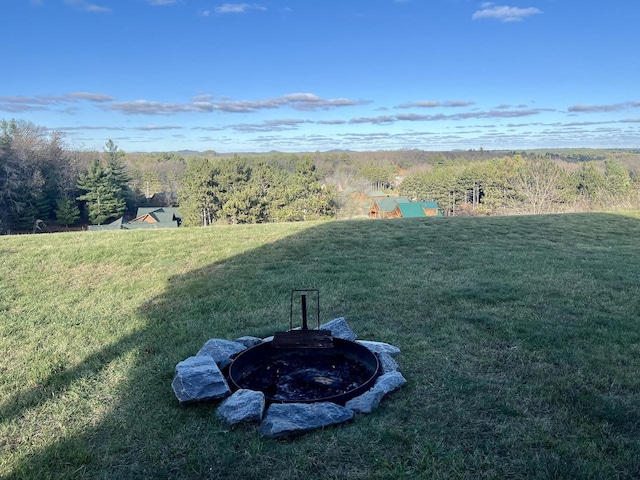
[130,207,181,227]
[87,207,181,231]
[369,196,410,219]
[369,196,442,219]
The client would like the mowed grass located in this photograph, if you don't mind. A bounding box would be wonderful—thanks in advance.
[1,212,640,479]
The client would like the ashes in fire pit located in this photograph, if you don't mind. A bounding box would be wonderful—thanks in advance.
[228,291,381,405]
[230,344,378,403]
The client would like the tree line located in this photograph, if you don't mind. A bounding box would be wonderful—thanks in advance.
[2,118,639,234]
[399,155,637,216]
[0,120,339,233]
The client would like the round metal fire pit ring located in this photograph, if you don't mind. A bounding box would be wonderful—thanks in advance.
[228,338,380,405]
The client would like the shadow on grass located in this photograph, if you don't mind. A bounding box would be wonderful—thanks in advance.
[6,213,640,479]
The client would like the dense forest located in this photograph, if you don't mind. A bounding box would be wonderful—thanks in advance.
[1,118,639,234]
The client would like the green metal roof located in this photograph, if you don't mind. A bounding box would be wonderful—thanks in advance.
[421,201,439,209]
[375,198,401,213]
[135,207,181,220]
[398,203,427,218]
[123,221,178,229]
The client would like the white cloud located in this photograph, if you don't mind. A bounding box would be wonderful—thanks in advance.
[472,4,542,22]
[67,92,114,102]
[64,0,111,13]
[215,3,267,14]
[108,100,214,115]
[134,125,183,131]
[212,93,369,113]
[0,92,114,113]
[395,100,476,109]
[568,101,640,113]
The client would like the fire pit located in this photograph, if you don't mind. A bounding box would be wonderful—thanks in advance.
[172,290,406,437]
[228,338,380,405]
[228,290,380,404]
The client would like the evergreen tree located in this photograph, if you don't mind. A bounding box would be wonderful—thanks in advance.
[77,160,126,224]
[104,139,129,191]
[55,197,81,228]
[179,158,220,226]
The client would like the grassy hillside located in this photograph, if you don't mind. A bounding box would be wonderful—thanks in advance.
[2,213,640,479]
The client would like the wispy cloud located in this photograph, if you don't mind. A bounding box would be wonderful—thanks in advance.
[64,0,111,13]
[211,93,369,113]
[231,119,308,133]
[134,125,183,131]
[348,108,543,125]
[472,3,542,22]
[108,99,213,115]
[215,3,267,14]
[67,92,114,102]
[56,125,125,131]
[349,115,396,125]
[0,92,114,113]
[395,100,476,109]
[568,101,640,113]
[146,0,177,5]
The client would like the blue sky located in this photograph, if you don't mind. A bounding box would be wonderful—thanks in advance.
[2,0,639,153]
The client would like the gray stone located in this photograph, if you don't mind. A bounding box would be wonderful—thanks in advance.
[374,371,407,395]
[345,371,407,414]
[234,336,263,348]
[376,352,399,374]
[356,340,401,357]
[258,402,354,438]
[216,389,265,425]
[196,338,246,369]
[345,388,385,414]
[172,355,231,403]
[319,317,357,341]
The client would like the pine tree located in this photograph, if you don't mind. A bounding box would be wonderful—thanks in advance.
[104,139,129,192]
[55,197,80,228]
[77,160,126,224]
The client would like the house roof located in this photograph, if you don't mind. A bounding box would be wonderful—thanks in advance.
[375,198,401,213]
[421,201,440,210]
[367,190,388,198]
[135,207,181,219]
[124,221,178,229]
[373,196,412,213]
[87,217,124,231]
[398,203,427,218]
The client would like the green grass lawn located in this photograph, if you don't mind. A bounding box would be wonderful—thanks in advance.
[2,212,640,479]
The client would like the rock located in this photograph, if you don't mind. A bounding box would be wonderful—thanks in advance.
[319,317,357,341]
[345,371,407,414]
[196,338,246,369]
[234,336,263,348]
[258,402,354,438]
[172,355,231,403]
[374,371,407,394]
[376,352,399,374]
[216,389,265,425]
[356,340,400,357]
[345,388,385,414]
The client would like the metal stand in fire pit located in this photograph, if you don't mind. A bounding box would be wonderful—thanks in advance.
[271,289,333,349]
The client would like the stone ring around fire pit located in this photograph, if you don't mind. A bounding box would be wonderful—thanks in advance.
[171,317,406,438]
